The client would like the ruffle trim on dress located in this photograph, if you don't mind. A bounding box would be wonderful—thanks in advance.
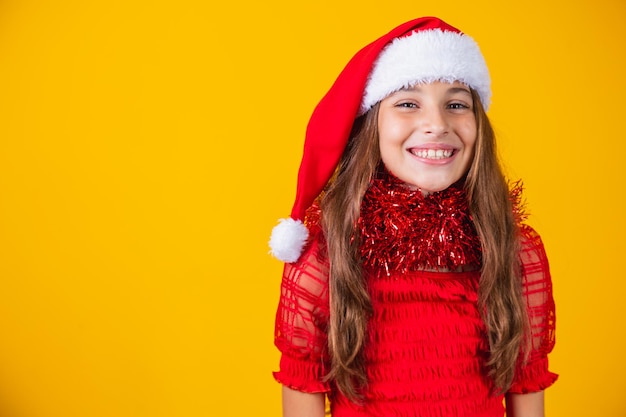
[508,356,559,394]
[273,354,331,394]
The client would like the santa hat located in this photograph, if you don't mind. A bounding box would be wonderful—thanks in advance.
[269,16,491,263]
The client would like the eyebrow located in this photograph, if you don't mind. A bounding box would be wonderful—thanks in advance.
[447,87,472,95]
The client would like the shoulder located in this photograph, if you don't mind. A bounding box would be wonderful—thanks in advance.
[296,202,329,271]
[516,225,555,315]
[281,222,330,305]
[517,224,550,276]
[287,225,329,276]
[508,180,551,276]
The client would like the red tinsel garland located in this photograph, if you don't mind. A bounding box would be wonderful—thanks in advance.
[359,174,482,275]
[306,173,525,276]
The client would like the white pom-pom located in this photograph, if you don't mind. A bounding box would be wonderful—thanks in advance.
[269,218,309,263]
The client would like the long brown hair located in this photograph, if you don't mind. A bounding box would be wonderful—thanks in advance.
[319,90,527,400]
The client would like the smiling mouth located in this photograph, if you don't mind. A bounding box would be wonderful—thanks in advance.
[410,149,454,159]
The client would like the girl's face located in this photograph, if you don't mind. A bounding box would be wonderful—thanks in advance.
[377,81,477,194]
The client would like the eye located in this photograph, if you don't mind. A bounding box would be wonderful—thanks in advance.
[447,102,471,110]
[395,102,418,109]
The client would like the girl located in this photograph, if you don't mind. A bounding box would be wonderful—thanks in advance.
[269,17,557,417]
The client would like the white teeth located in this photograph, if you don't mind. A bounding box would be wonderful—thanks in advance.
[412,149,453,159]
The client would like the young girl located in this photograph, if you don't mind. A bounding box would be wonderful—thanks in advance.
[269,17,557,417]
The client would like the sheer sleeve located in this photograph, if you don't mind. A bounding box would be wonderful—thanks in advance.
[273,227,331,393]
[508,225,558,393]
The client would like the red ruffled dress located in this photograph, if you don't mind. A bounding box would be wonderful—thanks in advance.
[274,176,557,417]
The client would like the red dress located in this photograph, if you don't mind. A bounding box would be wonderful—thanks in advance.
[274,182,557,417]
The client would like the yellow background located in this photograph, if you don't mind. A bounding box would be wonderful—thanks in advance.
[0,0,624,416]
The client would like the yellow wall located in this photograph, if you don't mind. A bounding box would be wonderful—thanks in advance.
[0,1,623,416]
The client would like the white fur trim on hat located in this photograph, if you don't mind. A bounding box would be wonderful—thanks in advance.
[360,29,491,114]
[269,218,309,263]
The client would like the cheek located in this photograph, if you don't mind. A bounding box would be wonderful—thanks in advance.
[378,110,410,143]
[458,121,477,170]
[464,145,476,172]
[461,121,478,150]
[466,134,477,155]
[378,124,397,157]
[379,126,409,157]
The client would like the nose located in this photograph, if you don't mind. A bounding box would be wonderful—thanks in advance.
[421,107,448,137]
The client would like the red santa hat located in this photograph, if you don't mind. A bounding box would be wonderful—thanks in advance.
[269,16,491,263]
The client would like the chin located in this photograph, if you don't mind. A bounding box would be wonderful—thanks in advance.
[390,168,465,193]
[416,180,460,194]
